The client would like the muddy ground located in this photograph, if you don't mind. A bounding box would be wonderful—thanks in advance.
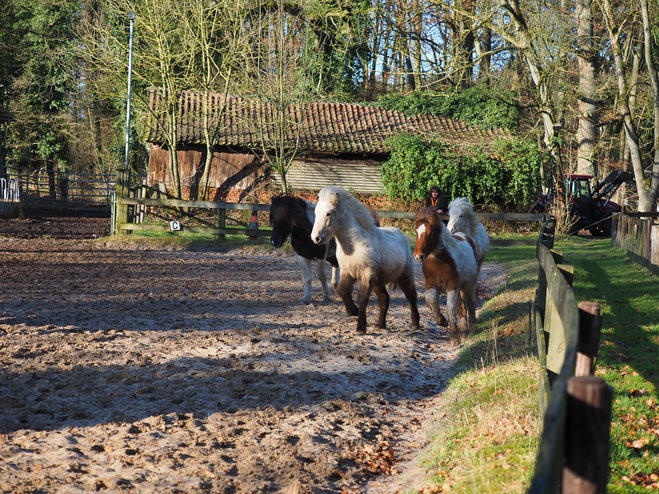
[0,214,505,493]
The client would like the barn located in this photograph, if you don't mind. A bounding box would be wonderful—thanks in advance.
[144,88,511,200]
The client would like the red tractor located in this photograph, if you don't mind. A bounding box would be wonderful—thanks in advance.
[531,170,635,237]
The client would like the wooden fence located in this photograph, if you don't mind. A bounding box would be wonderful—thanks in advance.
[7,166,144,215]
[611,211,659,275]
[529,218,612,494]
[113,168,546,240]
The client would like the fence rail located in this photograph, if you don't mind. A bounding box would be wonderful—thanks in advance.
[611,211,659,275]
[5,167,140,214]
[113,168,548,240]
[1,177,20,201]
[529,219,611,494]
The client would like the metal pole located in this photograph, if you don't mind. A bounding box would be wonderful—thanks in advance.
[124,12,135,170]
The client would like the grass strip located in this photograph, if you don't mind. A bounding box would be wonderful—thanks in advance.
[556,236,659,493]
[413,242,542,493]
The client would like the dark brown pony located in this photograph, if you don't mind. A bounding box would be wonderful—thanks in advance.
[414,207,478,346]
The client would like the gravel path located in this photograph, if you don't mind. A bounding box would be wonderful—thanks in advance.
[0,217,505,493]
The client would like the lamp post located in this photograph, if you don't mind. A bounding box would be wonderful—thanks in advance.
[124,12,135,170]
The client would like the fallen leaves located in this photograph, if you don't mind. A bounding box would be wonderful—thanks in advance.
[622,472,659,489]
[343,441,398,477]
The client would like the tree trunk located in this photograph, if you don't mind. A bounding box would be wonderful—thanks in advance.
[602,0,658,211]
[640,0,659,210]
[576,0,598,176]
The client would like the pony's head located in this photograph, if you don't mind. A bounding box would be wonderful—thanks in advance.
[414,207,445,261]
[311,186,376,244]
[269,195,308,248]
[447,197,477,235]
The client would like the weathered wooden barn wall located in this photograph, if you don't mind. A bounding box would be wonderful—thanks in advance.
[148,144,266,200]
[272,155,385,194]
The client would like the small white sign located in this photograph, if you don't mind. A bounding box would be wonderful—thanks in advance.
[169,220,181,231]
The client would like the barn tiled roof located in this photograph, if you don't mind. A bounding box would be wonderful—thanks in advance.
[145,88,511,154]
[0,103,15,123]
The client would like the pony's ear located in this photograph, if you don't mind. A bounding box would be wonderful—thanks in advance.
[329,192,340,206]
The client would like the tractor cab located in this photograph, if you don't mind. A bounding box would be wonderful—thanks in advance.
[532,170,634,236]
[563,170,634,236]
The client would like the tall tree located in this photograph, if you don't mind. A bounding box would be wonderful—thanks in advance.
[575,0,598,175]
[80,0,196,198]
[239,0,318,194]
[179,0,248,200]
[639,0,659,210]
[600,0,659,211]
[4,0,78,188]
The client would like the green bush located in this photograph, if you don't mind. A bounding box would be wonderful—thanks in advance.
[381,134,549,210]
[371,85,519,131]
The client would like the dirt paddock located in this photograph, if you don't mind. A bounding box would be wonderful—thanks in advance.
[0,214,506,493]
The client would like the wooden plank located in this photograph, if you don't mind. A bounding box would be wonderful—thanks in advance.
[624,212,659,218]
[535,305,551,417]
[118,197,546,222]
[118,223,272,237]
[545,265,580,377]
[611,212,619,247]
[652,221,659,269]
[529,376,569,494]
[120,197,271,211]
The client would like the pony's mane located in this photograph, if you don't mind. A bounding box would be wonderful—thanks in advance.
[415,207,443,229]
[272,194,304,209]
[319,186,377,231]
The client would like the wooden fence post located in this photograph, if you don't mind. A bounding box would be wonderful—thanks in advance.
[562,376,613,494]
[575,302,602,378]
[217,207,226,242]
[611,213,619,248]
[115,167,129,234]
[652,220,659,270]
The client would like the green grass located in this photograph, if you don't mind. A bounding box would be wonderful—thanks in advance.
[414,243,542,493]
[101,230,275,252]
[556,236,659,492]
[414,236,658,493]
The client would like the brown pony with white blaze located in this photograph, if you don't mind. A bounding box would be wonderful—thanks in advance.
[414,207,479,346]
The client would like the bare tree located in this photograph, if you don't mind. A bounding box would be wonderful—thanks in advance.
[575,0,598,175]
[179,0,248,200]
[601,0,659,211]
[80,0,194,199]
[239,0,318,194]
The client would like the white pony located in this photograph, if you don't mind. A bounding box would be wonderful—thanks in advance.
[447,197,489,268]
[311,186,420,334]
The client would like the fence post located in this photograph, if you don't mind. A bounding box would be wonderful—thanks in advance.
[115,167,129,234]
[562,376,613,494]
[217,208,226,242]
[611,213,619,248]
[575,302,602,377]
[652,219,659,270]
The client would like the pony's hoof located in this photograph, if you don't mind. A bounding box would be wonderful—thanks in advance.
[300,298,311,304]
[436,315,448,326]
[450,337,461,347]
[356,326,367,335]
